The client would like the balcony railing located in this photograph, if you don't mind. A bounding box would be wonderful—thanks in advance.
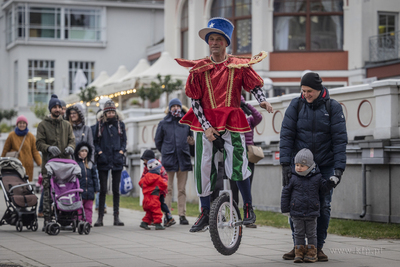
[369,31,400,62]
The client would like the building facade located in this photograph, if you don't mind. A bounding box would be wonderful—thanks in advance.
[0,0,164,123]
[164,0,400,97]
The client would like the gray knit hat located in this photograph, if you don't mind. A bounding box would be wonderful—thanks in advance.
[294,148,314,167]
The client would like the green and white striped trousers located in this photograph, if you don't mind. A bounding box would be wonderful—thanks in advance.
[194,131,251,197]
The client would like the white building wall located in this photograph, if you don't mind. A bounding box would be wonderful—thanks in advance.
[0,1,164,125]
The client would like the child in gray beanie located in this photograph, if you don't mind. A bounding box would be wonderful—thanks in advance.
[281,148,335,263]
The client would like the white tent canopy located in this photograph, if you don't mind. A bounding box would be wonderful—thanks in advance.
[101,65,129,86]
[137,51,188,82]
[88,71,109,88]
[119,59,150,82]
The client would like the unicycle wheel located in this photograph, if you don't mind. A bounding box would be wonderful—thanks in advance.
[209,194,242,255]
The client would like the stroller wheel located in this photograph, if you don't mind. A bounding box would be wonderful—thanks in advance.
[50,223,60,236]
[31,220,38,232]
[78,222,84,235]
[72,220,77,232]
[84,222,91,235]
[16,220,23,232]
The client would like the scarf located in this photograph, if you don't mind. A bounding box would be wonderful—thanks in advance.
[171,108,182,118]
[15,127,29,136]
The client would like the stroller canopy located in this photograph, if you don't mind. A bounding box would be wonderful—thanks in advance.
[0,157,26,178]
[45,158,81,184]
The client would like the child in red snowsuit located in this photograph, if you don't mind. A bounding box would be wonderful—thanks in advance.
[139,159,168,230]
[140,150,176,227]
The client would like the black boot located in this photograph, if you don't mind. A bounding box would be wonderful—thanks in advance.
[114,213,124,226]
[94,215,103,227]
[243,203,256,225]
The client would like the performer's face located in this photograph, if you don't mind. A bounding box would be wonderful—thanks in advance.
[208,34,227,55]
[301,85,321,103]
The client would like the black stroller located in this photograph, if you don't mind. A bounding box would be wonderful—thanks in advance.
[0,157,38,232]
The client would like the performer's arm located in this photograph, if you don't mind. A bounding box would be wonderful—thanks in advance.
[251,86,267,104]
[191,99,212,131]
[251,86,273,113]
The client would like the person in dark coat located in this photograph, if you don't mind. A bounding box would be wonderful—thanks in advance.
[75,142,99,225]
[279,72,348,261]
[154,98,192,225]
[93,100,127,227]
[91,109,107,214]
[281,149,334,263]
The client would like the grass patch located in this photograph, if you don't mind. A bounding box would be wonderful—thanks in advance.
[107,195,400,240]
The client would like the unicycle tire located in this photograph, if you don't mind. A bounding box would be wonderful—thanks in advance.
[209,194,242,255]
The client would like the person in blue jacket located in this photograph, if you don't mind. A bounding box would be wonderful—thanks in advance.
[279,72,348,261]
[75,141,99,226]
[155,98,193,225]
[93,100,127,227]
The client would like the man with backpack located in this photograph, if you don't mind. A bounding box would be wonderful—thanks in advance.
[279,72,348,261]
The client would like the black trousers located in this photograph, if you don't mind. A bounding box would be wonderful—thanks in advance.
[229,161,255,205]
[98,169,122,216]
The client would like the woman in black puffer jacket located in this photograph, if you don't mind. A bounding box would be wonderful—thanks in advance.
[74,141,99,225]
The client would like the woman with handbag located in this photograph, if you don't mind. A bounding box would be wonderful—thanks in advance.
[1,115,42,181]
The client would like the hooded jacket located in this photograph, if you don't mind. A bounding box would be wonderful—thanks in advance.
[279,88,347,170]
[281,166,332,217]
[36,115,75,176]
[154,106,193,172]
[93,114,127,171]
[139,172,168,210]
[74,142,99,200]
[65,104,95,162]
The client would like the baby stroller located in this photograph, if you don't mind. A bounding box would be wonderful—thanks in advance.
[0,157,38,232]
[44,158,90,235]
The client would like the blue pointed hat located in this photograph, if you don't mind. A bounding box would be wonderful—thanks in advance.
[199,17,234,46]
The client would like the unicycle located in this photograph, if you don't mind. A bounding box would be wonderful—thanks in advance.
[209,134,243,255]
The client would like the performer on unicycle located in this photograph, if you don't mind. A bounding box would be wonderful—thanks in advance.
[175,17,273,233]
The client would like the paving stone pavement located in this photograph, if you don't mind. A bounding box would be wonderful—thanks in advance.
[1,195,399,267]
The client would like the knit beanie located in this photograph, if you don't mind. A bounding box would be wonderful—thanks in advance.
[169,98,182,110]
[48,94,62,111]
[79,146,89,152]
[60,99,66,108]
[295,148,316,176]
[147,159,162,174]
[141,150,155,161]
[103,100,116,114]
[295,148,315,167]
[16,115,28,125]
[301,72,323,91]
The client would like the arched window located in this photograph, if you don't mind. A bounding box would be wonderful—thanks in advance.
[181,0,189,58]
[211,0,252,55]
[273,0,344,51]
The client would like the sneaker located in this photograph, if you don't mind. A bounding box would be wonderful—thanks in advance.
[140,222,150,230]
[37,212,44,218]
[189,209,209,232]
[243,203,256,225]
[180,216,189,225]
[155,223,165,230]
[282,247,295,260]
[317,248,328,261]
[245,223,257,228]
[164,217,176,227]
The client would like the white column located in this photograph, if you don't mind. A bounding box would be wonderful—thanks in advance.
[188,0,207,60]
[252,0,273,74]
[373,80,400,139]
[164,0,179,58]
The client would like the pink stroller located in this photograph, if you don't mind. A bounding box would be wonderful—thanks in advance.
[44,158,90,235]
